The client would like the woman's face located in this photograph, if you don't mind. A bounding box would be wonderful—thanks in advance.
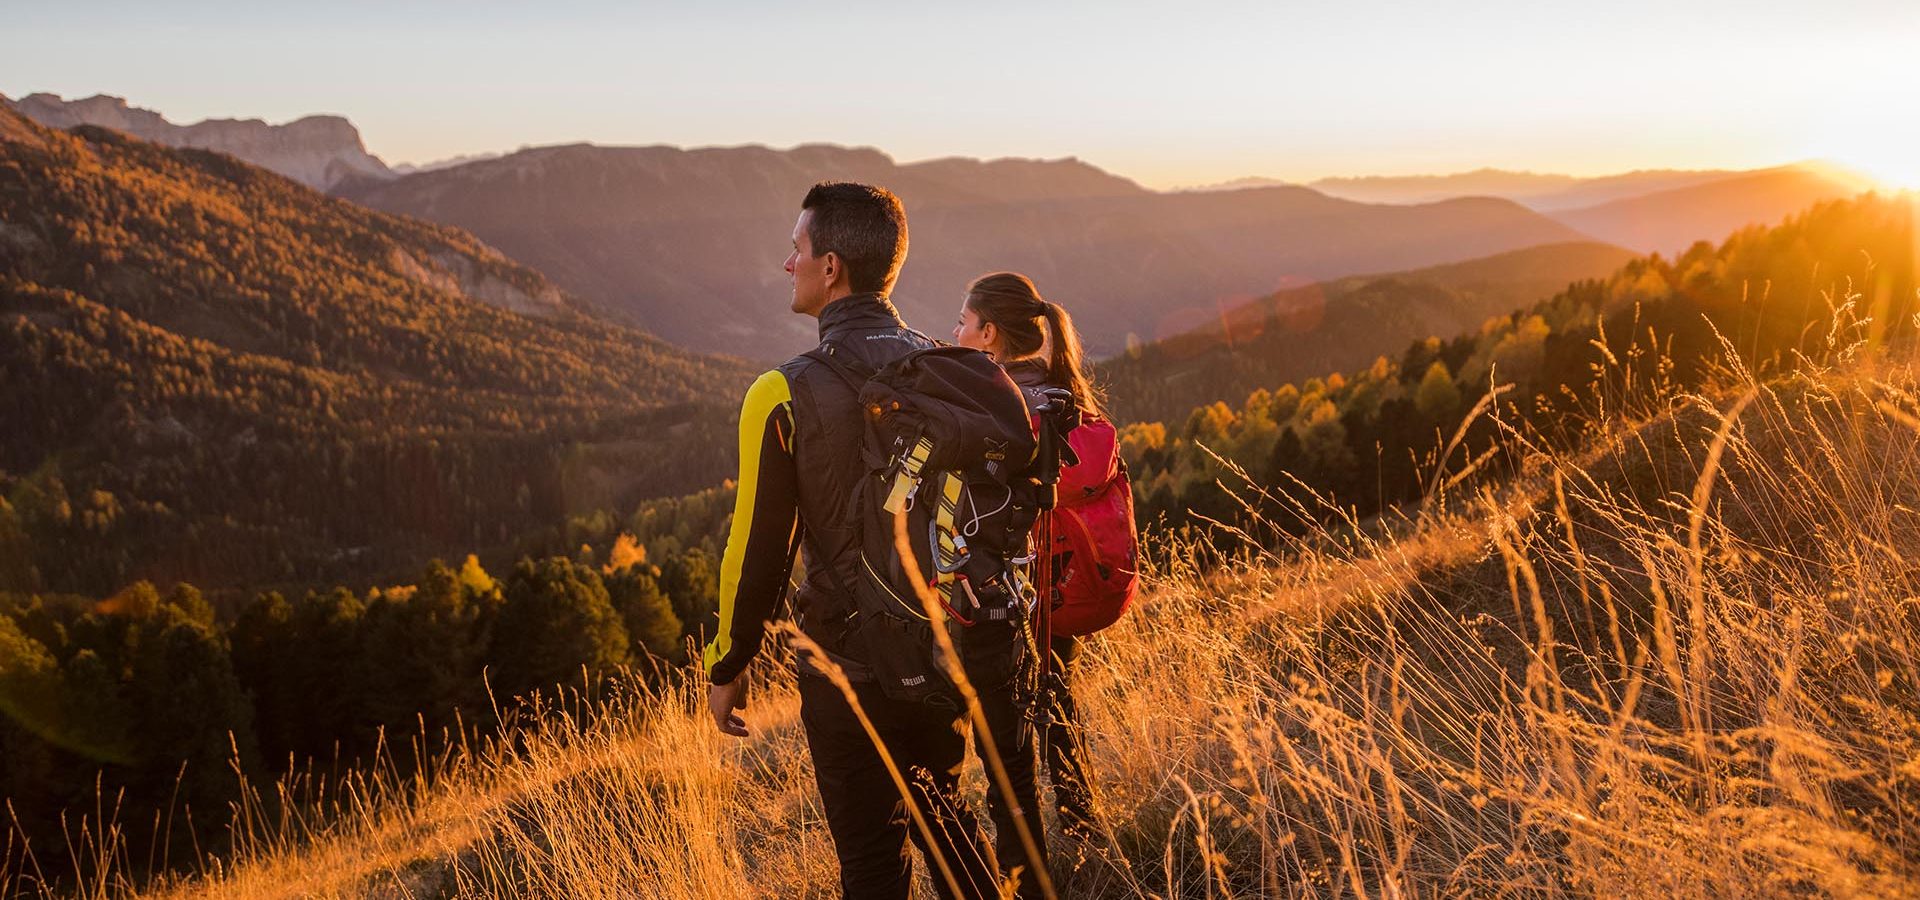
[953,301,998,357]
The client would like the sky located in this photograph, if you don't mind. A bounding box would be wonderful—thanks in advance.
[8,0,1920,189]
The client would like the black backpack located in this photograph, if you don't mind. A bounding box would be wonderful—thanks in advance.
[805,342,1041,707]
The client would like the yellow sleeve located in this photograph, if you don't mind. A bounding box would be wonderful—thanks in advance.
[702,370,800,683]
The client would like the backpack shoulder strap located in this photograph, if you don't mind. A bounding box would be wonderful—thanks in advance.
[801,340,878,390]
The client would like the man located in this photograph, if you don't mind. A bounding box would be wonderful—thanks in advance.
[704,182,1003,899]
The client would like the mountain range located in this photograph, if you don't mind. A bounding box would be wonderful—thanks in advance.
[344,146,1870,360]
[0,102,753,594]
[339,144,1595,360]
[11,92,1876,361]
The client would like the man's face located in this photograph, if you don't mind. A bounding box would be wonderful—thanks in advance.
[785,210,830,316]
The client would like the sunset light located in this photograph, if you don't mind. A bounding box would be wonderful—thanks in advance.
[9,2,1920,898]
[1803,59,1920,191]
[1836,143,1920,190]
[1858,163,1918,191]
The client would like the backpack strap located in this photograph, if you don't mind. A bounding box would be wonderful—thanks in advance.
[801,340,877,389]
[785,343,872,653]
[808,340,937,511]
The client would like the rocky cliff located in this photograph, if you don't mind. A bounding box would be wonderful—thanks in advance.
[6,92,393,191]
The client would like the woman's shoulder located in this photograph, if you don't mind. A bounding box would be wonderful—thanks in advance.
[1004,359,1058,408]
[1004,357,1050,385]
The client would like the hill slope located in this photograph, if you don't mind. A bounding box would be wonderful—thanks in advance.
[1098,240,1640,422]
[341,144,1593,360]
[0,106,755,594]
[1550,166,1868,254]
[1119,191,1919,546]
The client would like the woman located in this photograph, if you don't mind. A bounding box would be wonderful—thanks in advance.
[953,272,1105,854]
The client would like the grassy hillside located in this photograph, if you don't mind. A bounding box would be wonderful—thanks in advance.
[1097,240,1639,424]
[21,347,1917,898]
[0,106,756,594]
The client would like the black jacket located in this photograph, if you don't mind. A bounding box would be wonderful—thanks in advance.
[703,293,934,684]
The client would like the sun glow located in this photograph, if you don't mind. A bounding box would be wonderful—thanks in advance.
[1838,149,1920,190]
[1807,74,1920,191]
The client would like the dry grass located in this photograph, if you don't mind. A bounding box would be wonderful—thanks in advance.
[10,352,1920,898]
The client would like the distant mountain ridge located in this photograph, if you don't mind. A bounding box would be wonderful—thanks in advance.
[1182,168,1739,207]
[1195,164,1866,217]
[1209,163,1872,258]
[343,144,1590,360]
[5,92,393,190]
[1552,166,1873,256]
[391,151,505,175]
[1310,168,1587,205]
[1518,168,1753,211]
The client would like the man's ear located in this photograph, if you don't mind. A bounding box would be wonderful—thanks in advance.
[821,251,848,290]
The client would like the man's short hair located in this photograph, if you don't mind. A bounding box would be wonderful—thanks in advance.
[801,182,909,295]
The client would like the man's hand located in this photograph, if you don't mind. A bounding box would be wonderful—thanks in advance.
[708,668,751,737]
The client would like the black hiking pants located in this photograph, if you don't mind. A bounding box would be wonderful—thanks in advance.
[1043,634,1096,829]
[977,633,1099,900]
[799,674,999,900]
[976,665,1047,899]
[981,637,1098,813]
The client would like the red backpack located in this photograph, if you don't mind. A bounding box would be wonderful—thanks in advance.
[1042,415,1138,635]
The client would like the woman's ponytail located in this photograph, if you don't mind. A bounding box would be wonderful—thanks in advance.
[1041,300,1104,420]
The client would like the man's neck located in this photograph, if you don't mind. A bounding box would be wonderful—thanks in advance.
[808,287,858,319]
[814,290,877,317]
[816,292,902,338]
